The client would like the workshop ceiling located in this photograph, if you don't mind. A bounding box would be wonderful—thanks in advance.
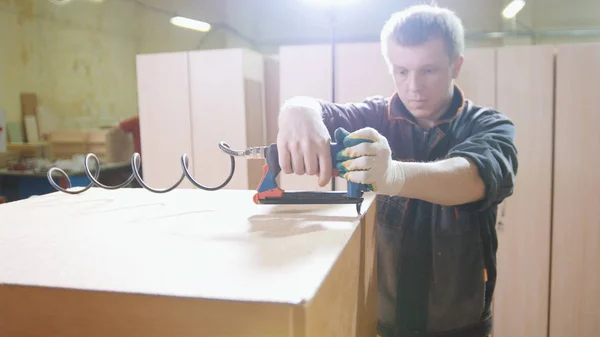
[131,0,600,46]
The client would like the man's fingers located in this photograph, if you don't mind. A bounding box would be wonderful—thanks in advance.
[317,149,332,187]
[337,155,374,173]
[290,142,305,175]
[303,143,319,176]
[278,143,292,174]
[338,142,378,161]
[342,170,374,187]
[342,170,375,192]
[345,127,379,143]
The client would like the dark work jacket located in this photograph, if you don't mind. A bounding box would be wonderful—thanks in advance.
[319,86,518,337]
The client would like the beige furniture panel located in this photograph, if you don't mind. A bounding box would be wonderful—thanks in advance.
[335,42,395,102]
[136,49,266,191]
[0,188,378,337]
[136,52,195,189]
[456,47,497,108]
[278,44,333,192]
[493,44,554,337]
[188,48,266,190]
[333,42,396,191]
[550,42,600,337]
[264,55,280,144]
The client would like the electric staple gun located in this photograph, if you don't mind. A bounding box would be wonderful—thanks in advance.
[226,127,371,214]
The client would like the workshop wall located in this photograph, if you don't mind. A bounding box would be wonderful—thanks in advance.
[0,0,216,130]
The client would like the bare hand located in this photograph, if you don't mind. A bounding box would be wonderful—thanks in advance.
[277,100,332,187]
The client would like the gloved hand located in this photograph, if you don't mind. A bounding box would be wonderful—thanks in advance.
[335,127,406,196]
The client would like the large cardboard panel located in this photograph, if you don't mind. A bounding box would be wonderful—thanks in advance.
[550,42,600,337]
[136,52,194,189]
[0,188,378,337]
[493,44,554,337]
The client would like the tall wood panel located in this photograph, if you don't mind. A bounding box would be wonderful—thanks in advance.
[136,52,195,189]
[137,49,266,191]
[550,42,600,337]
[278,44,332,191]
[335,42,395,102]
[188,48,266,190]
[493,45,555,337]
[333,42,396,191]
[455,47,497,108]
[264,55,280,144]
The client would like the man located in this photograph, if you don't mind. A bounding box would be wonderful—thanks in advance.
[276,4,518,337]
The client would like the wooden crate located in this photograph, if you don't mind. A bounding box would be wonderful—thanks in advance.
[6,143,51,159]
[48,129,133,163]
[0,150,20,168]
[47,131,88,160]
[87,128,134,163]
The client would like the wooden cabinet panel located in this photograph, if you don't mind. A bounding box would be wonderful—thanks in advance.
[456,47,497,108]
[137,49,266,191]
[136,52,195,189]
[333,42,395,191]
[493,44,555,337]
[550,42,600,337]
[264,55,280,144]
[188,48,266,190]
[278,44,332,191]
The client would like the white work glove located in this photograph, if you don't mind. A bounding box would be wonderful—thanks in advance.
[335,127,406,196]
[277,97,333,187]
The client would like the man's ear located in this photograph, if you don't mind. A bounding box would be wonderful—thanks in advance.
[452,54,464,79]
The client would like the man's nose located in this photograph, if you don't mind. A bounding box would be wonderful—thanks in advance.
[408,72,423,92]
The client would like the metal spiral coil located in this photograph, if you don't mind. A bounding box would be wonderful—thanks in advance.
[47,142,238,194]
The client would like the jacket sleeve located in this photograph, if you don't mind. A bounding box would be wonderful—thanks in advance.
[318,96,388,139]
[446,109,519,212]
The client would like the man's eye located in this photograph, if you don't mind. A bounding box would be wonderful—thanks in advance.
[395,69,408,76]
[422,68,435,74]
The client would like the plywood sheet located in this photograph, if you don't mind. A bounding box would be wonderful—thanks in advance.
[492,44,554,337]
[0,188,377,337]
[20,92,37,117]
[24,115,39,143]
[550,42,600,337]
[136,52,194,189]
[456,47,497,108]
[278,44,332,192]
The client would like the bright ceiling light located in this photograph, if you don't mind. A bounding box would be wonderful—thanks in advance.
[170,16,211,32]
[303,0,360,6]
[48,0,74,5]
[502,0,525,19]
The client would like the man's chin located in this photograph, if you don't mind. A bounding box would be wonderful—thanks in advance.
[407,106,432,118]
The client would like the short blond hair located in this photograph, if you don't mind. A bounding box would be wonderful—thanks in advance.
[380,5,465,66]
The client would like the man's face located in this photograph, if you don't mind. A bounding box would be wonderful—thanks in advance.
[386,36,463,121]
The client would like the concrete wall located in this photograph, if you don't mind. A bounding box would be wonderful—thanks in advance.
[0,0,223,130]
